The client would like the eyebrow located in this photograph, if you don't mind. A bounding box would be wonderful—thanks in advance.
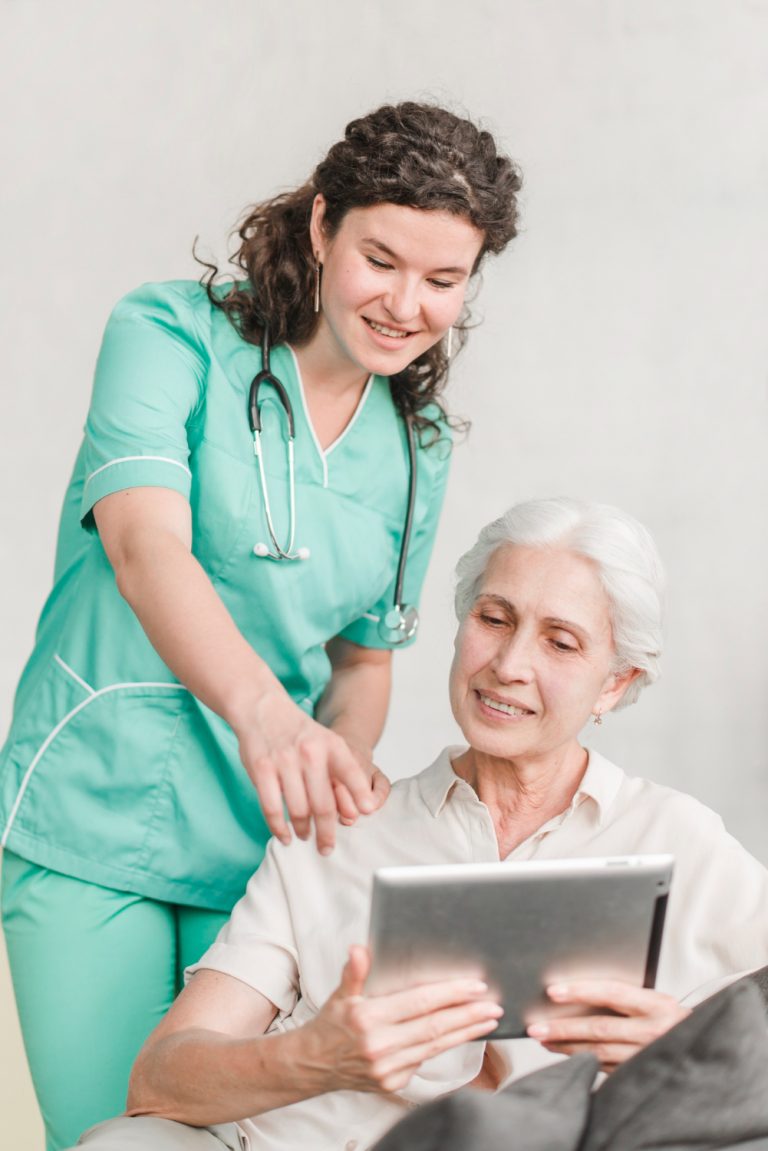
[475,596,592,644]
[362,238,471,277]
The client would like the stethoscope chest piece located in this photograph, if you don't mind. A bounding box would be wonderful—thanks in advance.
[378,604,419,645]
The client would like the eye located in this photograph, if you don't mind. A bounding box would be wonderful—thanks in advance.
[427,277,457,291]
[550,637,578,653]
[366,255,393,271]
[479,613,506,628]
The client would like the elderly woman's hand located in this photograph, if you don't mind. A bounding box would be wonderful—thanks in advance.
[298,946,503,1095]
[526,980,690,1072]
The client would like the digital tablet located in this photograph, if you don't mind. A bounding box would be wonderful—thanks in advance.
[366,854,673,1039]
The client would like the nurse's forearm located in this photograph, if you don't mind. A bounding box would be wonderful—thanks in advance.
[95,491,283,729]
[96,487,388,848]
[316,638,392,753]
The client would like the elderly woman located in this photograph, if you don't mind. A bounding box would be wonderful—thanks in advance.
[72,499,768,1151]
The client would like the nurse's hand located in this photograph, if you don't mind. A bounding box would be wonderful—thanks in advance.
[298,945,502,1095]
[235,691,389,854]
[526,980,689,1072]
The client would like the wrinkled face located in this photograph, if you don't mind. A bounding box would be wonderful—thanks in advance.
[449,545,635,765]
[309,197,484,377]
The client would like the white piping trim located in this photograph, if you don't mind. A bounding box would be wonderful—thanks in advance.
[286,347,375,486]
[54,655,95,696]
[0,681,189,848]
[362,611,381,622]
[84,456,192,490]
[324,374,374,457]
[287,346,328,488]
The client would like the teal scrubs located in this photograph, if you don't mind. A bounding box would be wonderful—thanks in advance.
[0,280,451,908]
[0,281,451,1150]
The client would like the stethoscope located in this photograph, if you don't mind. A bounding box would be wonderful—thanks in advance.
[247,329,419,645]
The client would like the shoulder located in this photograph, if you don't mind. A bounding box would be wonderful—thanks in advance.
[603,756,737,846]
[416,403,453,458]
[264,760,439,880]
[105,280,215,350]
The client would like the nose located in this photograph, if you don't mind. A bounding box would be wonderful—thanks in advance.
[383,276,421,325]
[491,630,535,684]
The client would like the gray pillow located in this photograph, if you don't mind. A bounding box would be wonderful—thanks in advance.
[372,1052,598,1151]
[745,965,768,1010]
[579,979,768,1151]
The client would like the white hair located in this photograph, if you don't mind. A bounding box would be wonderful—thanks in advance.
[453,498,665,708]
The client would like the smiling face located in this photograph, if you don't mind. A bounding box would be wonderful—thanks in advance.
[449,545,638,770]
[308,196,484,379]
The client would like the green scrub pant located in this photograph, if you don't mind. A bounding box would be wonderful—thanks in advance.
[1,850,230,1151]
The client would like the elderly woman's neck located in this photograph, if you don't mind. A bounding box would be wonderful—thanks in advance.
[452,743,589,859]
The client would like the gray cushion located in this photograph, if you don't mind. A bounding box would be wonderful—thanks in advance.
[372,1052,598,1151]
[745,964,768,1010]
[579,978,768,1151]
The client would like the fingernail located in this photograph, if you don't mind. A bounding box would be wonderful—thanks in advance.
[527,1023,550,1038]
[481,1019,500,1031]
[488,1004,504,1017]
[319,845,333,857]
[466,980,489,993]
[547,984,569,1001]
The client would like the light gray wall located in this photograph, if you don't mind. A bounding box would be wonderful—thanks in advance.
[1,2,767,1147]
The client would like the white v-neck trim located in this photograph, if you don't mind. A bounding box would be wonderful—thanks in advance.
[286,346,375,489]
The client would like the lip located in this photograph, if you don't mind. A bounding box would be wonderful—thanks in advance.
[363,316,418,343]
[474,689,536,717]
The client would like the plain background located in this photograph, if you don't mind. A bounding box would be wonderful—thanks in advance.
[1,2,766,1146]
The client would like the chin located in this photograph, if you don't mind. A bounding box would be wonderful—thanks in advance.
[460,719,525,761]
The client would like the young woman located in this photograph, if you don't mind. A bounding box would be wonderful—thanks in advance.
[0,102,522,1149]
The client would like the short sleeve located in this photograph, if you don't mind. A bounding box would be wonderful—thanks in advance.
[79,282,207,528]
[185,839,301,1014]
[340,421,452,650]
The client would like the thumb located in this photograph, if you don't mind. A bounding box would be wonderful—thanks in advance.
[369,769,391,810]
[338,944,371,998]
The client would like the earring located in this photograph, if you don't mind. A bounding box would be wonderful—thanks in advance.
[446,326,453,359]
[313,261,322,314]
[592,710,602,727]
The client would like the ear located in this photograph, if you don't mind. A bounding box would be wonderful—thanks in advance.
[309,193,328,263]
[594,666,643,717]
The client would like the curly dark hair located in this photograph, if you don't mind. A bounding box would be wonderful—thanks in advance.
[199,102,522,439]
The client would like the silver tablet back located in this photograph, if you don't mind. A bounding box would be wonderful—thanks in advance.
[366,854,673,1039]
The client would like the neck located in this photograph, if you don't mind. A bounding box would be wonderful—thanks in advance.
[452,741,589,857]
[293,326,370,399]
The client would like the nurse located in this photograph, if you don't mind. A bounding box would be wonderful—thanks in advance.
[0,101,522,1150]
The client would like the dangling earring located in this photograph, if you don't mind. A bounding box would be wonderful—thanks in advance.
[446,326,453,359]
[313,260,322,314]
[592,710,603,726]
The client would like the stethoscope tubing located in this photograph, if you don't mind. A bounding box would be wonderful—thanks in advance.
[394,415,417,613]
[248,327,419,642]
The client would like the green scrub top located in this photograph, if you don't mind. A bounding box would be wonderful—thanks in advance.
[0,282,451,910]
